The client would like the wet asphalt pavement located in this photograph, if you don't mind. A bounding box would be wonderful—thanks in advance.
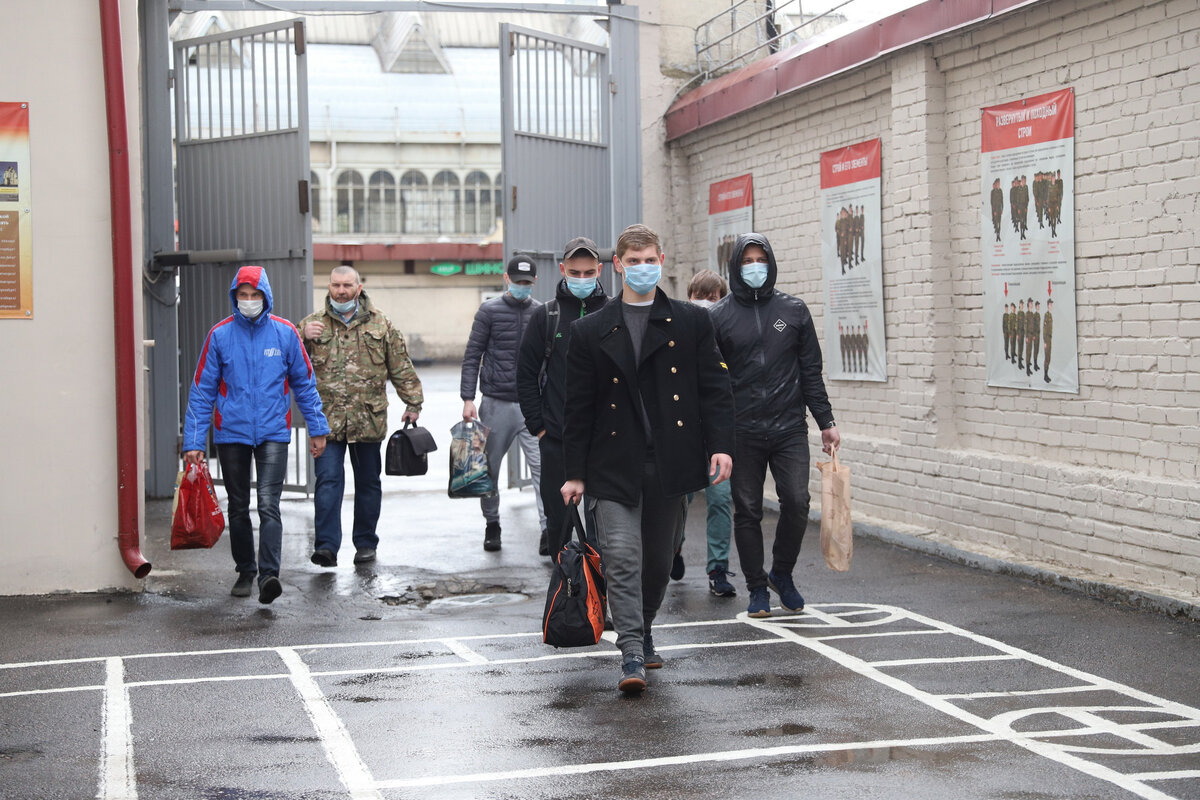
[2,365,1198,800]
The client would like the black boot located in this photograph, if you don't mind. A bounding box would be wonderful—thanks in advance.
[484,521,501,552]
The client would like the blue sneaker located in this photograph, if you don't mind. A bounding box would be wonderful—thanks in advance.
[708,566,737,597]
[619,654,647,693]
[644,633,663,669]
[767,570,805,612]
[747,586,771,618]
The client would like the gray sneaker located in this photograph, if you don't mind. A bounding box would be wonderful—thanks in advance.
[231,573,254,598]
[644,634,663,669]
[618,654,647,693]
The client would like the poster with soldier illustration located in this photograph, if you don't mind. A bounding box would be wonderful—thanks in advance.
[820,138,885,382]
[707,174,753,280]
[0,102,31,319]
[981,88,1077,393]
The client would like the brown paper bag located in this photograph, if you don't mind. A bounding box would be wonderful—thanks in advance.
[817,449,852,571]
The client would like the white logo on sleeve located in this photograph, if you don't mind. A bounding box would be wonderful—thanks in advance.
[773,319,787,332]
[263,347,283,357]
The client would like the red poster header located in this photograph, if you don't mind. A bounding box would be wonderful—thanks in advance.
[708,174,753,215]
[981,88,1074,153]
[820,138,881,189]
[0,102,28,136]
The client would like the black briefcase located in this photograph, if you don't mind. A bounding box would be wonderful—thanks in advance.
[384,422,438,476]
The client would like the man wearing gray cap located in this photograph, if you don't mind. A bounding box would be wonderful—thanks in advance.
[517,236,609,556]
[461,254,546,552]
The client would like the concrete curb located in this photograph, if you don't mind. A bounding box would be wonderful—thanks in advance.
[850,519,1200,622]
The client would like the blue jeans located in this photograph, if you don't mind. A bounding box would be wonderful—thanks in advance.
[731,429,811,591]
[314,440,383,553]
[217,441,288,581]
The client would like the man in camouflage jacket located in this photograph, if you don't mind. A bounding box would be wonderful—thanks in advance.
[301,266,424,567]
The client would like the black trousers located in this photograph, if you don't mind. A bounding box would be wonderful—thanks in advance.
[539,435,599,554]
[731,429,812,591]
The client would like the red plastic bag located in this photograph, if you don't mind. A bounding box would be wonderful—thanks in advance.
[171,462,225,549]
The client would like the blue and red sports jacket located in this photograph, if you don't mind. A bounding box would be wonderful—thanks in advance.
[183,266,330,451]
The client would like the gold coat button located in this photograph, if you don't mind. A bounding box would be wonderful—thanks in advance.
[670,367,677,374]
[612,377,619,384]
[610,431,617,437]
[610,403,616,410]
[666,317,672,322]
[676,420,684,427]
[673,394,680,401]
[668,340,676,347]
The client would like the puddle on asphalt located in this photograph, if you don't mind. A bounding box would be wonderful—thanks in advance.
[0,746,43,763]
[248,734,320,745]
[378,578,528,608]
[742,722,816,737]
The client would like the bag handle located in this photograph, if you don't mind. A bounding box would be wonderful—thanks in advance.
[831,447,840,470]
[558,501,589,547]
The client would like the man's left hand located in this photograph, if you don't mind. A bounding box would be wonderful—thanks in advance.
[821,426,841,455]
[709,453,733,485]
[310,435,327,459]
[401,410,420,424]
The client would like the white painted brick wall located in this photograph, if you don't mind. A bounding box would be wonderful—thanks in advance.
[660,0,1200,604]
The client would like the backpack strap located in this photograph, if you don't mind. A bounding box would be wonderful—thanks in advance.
[538,299,559,389]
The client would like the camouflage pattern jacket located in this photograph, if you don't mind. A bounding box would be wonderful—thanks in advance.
[300,291,423,443]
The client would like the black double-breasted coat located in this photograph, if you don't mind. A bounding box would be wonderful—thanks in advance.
[563,288,735,506]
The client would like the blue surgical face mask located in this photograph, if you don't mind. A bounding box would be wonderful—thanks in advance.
[741,263,769,290]
[330,297,357,315]
[565,276,597,300]
[621,263,661,296]
[237,298,263,319]
[508,283,533,301]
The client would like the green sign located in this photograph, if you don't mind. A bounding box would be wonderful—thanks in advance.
[430,262,463,276]
[465,261,505,276]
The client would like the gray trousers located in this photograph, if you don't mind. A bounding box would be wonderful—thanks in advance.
[594,459,687,660]
[478,396,545,529]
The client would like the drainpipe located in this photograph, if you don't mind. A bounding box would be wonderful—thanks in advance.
[100,0,151,579]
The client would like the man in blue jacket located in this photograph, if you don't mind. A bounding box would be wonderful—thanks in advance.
[183,266,330,604]
[710,233,840,618]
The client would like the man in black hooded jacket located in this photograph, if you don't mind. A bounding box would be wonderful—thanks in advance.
[710,232,841,618]
[516,236,609,556]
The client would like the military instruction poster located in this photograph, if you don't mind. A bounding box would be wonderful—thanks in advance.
[707,174,753,280]
[981,88,1077,393]
[820,138,885,382]
[0,102,30,319]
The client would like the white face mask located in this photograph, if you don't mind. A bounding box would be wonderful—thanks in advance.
[692,299,715,309]
[238,298,264,319]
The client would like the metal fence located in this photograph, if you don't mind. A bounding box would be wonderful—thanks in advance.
[695,0,857,79]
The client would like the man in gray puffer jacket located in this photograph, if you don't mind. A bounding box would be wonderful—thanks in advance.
[460,254,546,551]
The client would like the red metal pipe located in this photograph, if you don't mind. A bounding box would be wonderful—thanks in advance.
[100,0,151,579]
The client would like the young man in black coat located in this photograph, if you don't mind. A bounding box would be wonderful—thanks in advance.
[516,236,609,557]
[710,232,840,619]
[561,224,735,693]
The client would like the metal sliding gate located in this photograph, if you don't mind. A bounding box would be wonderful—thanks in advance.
[173,20,315,492]
[500,24,614,303]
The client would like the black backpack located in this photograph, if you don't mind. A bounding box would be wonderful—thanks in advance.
[384,422,438,476]
[542,504,607,648]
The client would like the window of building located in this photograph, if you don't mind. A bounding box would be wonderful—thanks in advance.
[463,171,492,235]
[310,171,321,232]
[494,172,503,225]
[367,170,397,233]
[336,170,366,233]
[432,171,461,234]
[400,170,432,234]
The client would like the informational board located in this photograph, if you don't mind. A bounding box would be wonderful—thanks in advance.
[0,102,31,319]
[981,88,1077,393]
[820,138,885,382]
[707,174,753,280]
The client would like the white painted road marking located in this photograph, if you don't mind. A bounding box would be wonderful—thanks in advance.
[98,658,136,800]
[2,603,1196,799]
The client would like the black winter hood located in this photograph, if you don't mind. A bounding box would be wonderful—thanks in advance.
[726,232,778,303]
